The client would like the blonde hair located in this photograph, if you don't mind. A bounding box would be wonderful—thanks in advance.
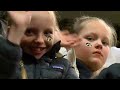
[48,11,59,30]
[47,11,61,45]
[74,16,117,47]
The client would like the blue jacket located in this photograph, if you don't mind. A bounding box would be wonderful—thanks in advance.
[76,59,92,79]
[0,38,79,79]
[96,63,120,79]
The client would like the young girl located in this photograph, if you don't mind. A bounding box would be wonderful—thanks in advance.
[73,16,117,79]
[0,11,79,79]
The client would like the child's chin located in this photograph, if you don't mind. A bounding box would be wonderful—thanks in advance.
[34,55,43,60]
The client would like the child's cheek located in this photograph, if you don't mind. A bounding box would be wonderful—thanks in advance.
[45,36,54,47]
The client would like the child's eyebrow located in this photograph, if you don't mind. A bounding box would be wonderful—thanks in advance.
[84,32,97,36]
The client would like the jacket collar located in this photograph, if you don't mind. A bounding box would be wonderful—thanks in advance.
[76,59,93,79]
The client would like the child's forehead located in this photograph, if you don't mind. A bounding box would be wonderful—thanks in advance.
[30,11,49,15]
[80,21,111,37]
[28,11,57,31]
[30,11,51,20]
[84,20,110,32]
[30,11,55,24]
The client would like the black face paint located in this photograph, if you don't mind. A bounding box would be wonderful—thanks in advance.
[45,35,53,47]
[47,36,52,42]
[86,42,92,47]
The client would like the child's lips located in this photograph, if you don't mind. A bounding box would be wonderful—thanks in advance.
[93,51,103,57]
[31,47,46,54]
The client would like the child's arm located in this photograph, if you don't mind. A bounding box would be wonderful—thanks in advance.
[0,37,22,79]
[0,11,31,78]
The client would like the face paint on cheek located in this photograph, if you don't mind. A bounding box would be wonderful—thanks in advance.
[86,42,92,47]
[47,36,52,42]
[45,35,53,47]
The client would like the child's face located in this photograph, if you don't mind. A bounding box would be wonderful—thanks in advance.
[74,20,111,71]
[21,11,55,59]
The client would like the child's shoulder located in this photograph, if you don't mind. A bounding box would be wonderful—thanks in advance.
[108,63,120,71]
[53,57,71,67]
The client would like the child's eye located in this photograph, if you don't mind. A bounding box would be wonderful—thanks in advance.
[44,30,53,37]
[44,31,53,35]
[44,32,51,35]
[102,41,109,46]
[25,29,34,36]
[86,37,94,41]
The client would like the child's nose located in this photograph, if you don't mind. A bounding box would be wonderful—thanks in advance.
[34,35,45,44]
[95,41,103,49]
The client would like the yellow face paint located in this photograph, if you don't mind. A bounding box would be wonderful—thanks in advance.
[45,35,53,47]
[86,42,92,47]
[47,36,52,42]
